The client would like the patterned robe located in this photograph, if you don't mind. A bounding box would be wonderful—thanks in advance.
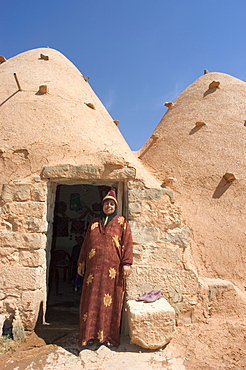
[78,215,133,346]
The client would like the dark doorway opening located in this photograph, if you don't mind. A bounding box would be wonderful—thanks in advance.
[36,184,116,352]
[46,183,115,327]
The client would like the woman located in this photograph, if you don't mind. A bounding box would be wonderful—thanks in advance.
[77,190,133,347]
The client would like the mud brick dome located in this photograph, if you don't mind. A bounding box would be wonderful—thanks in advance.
[139,72,246,293]
[0,47,246,339]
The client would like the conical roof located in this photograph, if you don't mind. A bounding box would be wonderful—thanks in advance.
[0,48,158,186]
[139,72,246,289]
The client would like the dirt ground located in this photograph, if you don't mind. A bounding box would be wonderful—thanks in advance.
[0,314,246,370]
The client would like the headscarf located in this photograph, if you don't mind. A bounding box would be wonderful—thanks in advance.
[100,208,117,228]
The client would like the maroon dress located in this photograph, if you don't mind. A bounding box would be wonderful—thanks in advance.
[78,215,133,346]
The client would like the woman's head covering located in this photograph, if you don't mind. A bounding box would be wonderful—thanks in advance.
[102,190,118,206]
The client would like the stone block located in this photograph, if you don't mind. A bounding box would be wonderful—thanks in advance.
[41,164,103,179]
[41,163,134,181]
[5,288,21,299]
[20,309,38,331]
[1,184,31,202]
[128,189,144,202]
[3,297,17,312]
[128,202,142,216]
[208,283,233,300]
[0,219,12,231]
[126,265,199,301]
[129,221,160,243]
[0,266,44,291]
[30,183,47,202]
[160,227,190,248]
[128,179,145,191]
[128,188,174,203]
[174,301,194,325]
[19,249,46,267]
[1,202,46,218]
[132,242,183,268]
[21,289,45,312]
[0,248,18,264]
[127,298,175,349]
[10,217,25,232]
[25,217,47,232]
[0,232,46,250]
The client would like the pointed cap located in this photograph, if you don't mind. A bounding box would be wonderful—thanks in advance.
[102,190,118,206]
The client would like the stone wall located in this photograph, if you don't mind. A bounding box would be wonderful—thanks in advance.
[126,180,201,324]
[0,179,48,330]
[0,175,205,331]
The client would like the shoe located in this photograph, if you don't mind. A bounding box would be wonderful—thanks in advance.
[82,339,100,351]
[137,291,154,301]
[144,291,162,303]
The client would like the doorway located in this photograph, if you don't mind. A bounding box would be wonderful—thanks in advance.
[46,183,118,327]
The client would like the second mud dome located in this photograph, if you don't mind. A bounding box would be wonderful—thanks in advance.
[0,48,246,368]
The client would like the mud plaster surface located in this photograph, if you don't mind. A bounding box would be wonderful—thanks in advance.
[1,314,246,370]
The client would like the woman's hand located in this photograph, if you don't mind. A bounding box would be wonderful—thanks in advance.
[77,262,85,276]
[122,265,131,278]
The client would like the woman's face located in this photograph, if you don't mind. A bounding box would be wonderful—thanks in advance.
[103,200,116,215]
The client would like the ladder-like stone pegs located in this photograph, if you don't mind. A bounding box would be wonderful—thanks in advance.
[14,73,22,91]
[85,102,95,109]
[195,121,206,127]
[164,102,173,108]
[113,120,120,125]
[38,85,48,94]
[83,76,90,82]
[40,54,49,61]
[0,56,7,63]
[223,172,236,183]
[209,81,220,89]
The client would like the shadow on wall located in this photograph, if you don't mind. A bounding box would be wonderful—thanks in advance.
[189,125,204,135]
[212,177,233,199]
[0,91,19,107]
[203,87,217,97]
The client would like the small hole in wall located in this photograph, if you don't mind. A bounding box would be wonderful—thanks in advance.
[244,121,246,127]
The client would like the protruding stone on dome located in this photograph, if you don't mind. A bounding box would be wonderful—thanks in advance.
[209,81,220,89]
[38,85,48,94]
[164,102,173,108]
[40,54,49,61]
[114,120,120,125]
[85,102,95,109]
[161,177,176,188]
[0,56,6,63]
[0,47,159,188]
[83,76,90,82]
[204,69,209,74]
[150,133,159,142]
[195,121,206,127]
[13,73,22,91]
[223,172,236,183]
[139,71,246,300]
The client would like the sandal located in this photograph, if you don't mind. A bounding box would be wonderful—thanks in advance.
[144,290,162,303]
[137,290,162,303]
[137,291,154,301]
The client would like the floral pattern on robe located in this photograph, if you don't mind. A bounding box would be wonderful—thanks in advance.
[78,215,133,346]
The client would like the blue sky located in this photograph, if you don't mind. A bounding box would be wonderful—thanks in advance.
[1,1,246,150]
